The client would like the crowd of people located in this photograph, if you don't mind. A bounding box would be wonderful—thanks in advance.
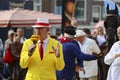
[0,18,119,80]
[0,28,27,80]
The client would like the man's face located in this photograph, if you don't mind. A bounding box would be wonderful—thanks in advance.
[17,29,23,36]
[35,27,49,36]
[75,36,85,43]
[66,1,75,15]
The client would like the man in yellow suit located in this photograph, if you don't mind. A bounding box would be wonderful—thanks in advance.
[20,18,65,80]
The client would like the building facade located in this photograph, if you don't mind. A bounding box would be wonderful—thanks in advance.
[74,0,120,29]
[48,0,120,30]
[0,0,120,41]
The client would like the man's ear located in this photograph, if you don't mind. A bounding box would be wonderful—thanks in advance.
[46,28,50,32]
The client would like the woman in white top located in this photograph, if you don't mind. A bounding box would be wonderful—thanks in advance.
[96,26,106,46]
[104,26,120,80]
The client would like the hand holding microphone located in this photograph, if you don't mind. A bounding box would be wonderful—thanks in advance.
[28,34,40,56]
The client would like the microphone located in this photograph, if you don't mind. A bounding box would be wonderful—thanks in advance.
[28,34,40,55]
[30,34,40,44]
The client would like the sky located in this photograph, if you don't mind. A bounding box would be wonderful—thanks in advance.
[104,0,120,15]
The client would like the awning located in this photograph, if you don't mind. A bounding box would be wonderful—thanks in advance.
[0,8,61,27]
[94,20,104,28]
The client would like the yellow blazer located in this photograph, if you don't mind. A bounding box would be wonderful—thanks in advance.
[20,37,65,80]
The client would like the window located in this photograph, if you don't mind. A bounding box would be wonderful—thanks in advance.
[9,2,24,9]
[55,0,62,15]
[103,6,106,18]
[74,0,86,20]
[92,5,101,22]
[34,0,42,11]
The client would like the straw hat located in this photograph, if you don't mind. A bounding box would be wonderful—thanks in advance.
[8,30,15,35]
[74,30,86,37]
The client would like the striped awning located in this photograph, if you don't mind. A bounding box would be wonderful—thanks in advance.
[0,8,61,27]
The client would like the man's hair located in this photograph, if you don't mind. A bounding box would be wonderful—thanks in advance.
[82,28,91,35]
[17,27,23,31]
[64,26,76,35]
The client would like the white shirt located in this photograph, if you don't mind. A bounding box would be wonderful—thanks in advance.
[20,37,26,43]
[104,41,120,80]
[96,35,106,46]
[38,37,49,55]
[79,37,101,78]
[16,37,26,43]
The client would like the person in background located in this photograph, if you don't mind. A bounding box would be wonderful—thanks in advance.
[75,30,101,80]
[4,29,15,79]
[20,18,65,80]
[82,28,95,40]
[93,26,107,80]
[94,26,106,47]
[71,18,78,29]
[9,36,22,80]
[64,0,75,26]
[104,26,120,80]
[4,30,15,52]
[56,26,100,80]
[16,27,26,43]
[15,27,27,80]
[48,32,58,40]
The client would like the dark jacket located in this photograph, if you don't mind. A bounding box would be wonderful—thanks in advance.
[56,37,97,80]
